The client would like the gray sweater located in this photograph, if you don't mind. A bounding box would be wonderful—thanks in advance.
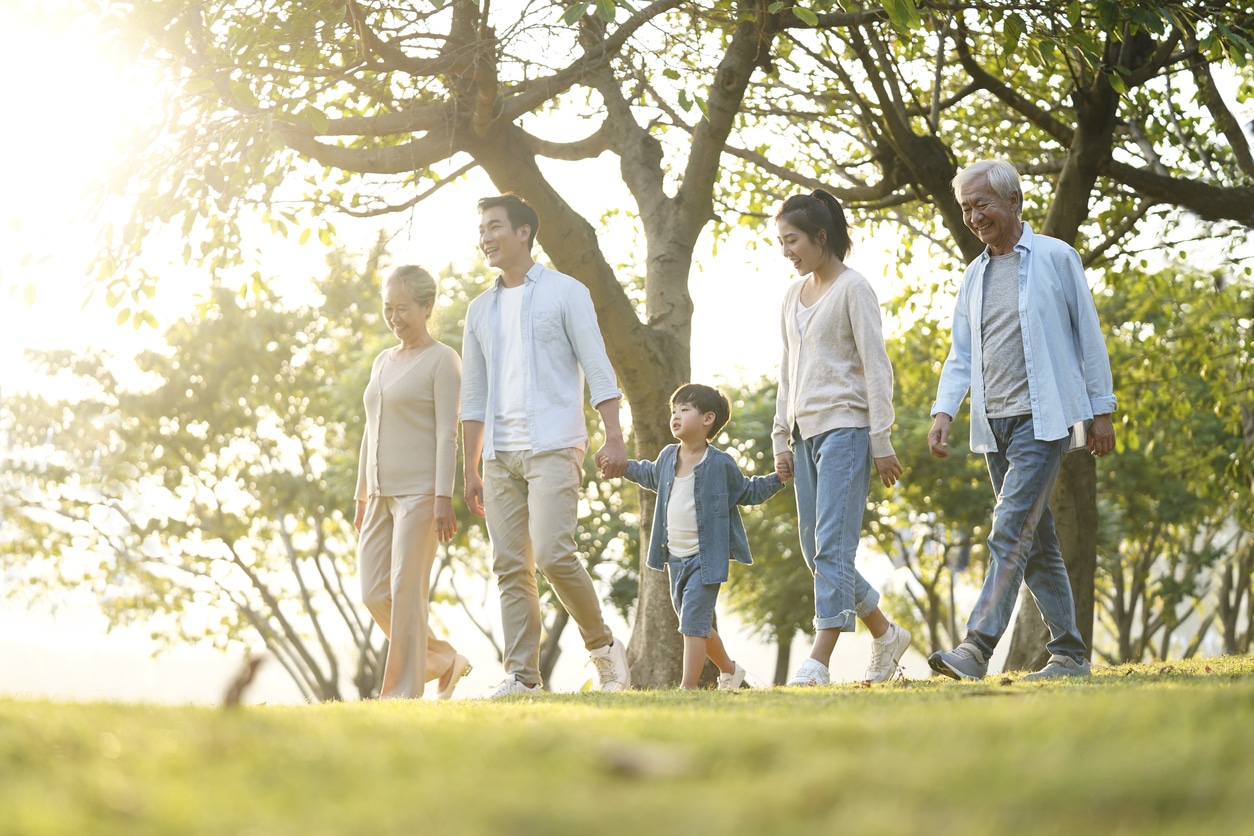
[772,268,897,459]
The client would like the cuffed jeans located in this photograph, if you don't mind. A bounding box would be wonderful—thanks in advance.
[792,427,881,631]
[965,415,1087,662]
[484,448,613,687]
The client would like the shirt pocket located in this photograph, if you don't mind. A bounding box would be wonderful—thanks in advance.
[712,493,729,518]
[534,311,566,343]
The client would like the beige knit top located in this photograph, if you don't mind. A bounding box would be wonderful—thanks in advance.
[772,268,897,459]
[356,341,461,501]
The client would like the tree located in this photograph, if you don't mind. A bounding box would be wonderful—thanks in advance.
[97,0,1254,683]
[3,246,390,701]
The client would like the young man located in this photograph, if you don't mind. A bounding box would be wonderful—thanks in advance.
[461,193,631,697]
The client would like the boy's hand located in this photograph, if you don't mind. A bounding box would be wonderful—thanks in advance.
[774,451,794,482]
[595,437,627,479]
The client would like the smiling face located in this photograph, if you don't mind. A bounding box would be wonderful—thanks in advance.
[478,206,532,276]
[958,175,1023,256]
[776,218,829,277]
[670,401,715,444]
[383,282,431,346]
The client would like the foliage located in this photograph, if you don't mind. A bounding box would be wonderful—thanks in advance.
[4,656,1254,834]
[87,0,1254,684]
[1092,262,1254,661]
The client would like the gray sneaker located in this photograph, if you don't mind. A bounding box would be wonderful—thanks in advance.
[928,642,988,680]
[1022,654,1091,680]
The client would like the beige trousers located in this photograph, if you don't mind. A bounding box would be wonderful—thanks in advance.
[358,494,457,698]
[484,448,613,687]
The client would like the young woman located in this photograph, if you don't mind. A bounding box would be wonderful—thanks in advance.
[772,190,912,686]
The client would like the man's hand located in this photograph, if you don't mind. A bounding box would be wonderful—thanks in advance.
[463,471,485,518]
[1088,413,1115,458]
[595,436,628,479]
[928,413,953,459]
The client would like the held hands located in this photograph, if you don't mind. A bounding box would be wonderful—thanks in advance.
[874,455,903,488]
[928,414,952,459]
[1088,414,1116,458]
[774,451,794,482]
[434,496,458,543]
[595,436,628,479]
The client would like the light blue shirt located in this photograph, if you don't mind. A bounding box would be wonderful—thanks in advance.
[461,263,622,460]
[931,224,1117,454]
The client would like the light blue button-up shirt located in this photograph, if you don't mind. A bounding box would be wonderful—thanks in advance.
[931,224,1117,454]
[461,263,622,460]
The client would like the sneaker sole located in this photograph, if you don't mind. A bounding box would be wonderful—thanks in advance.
[927,652,982,681]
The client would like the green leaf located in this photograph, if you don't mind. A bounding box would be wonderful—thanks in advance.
[117,307,132,326]
[881,0,921,31]
[596,0,615,21]
[299,227,312,246]
[302,107,330,134]
[228,80,258,108]
[792,7,818,26]
[560,3,588,25]
[1106,71,1128,94]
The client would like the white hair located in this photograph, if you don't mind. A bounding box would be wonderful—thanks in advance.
[952,159,1023,218]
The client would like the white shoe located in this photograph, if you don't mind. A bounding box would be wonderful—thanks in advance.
[437,655,472,700]
[718,662,748,691]
[864,623,912,684]
[487,675,541,698]
[787,657,830,686]
[589,639,631,691]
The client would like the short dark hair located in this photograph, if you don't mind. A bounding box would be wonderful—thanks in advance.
[775,188,852,261]
[670,383,731,440]
[477,193,539,249]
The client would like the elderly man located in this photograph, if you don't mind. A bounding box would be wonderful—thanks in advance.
[927,159,1116,681]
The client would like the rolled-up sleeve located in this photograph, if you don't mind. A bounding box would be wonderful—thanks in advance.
[565,284,622,407]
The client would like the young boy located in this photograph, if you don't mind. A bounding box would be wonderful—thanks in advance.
[615,383,790,690]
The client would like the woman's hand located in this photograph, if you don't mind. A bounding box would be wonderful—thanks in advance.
[434,496,458,543]
[354,499,366,533]
[775,451,794,482]
[874,454,903,488]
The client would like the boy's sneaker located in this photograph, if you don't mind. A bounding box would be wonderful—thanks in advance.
[589,638,631,691]
[928,642,988,680]
[718,662,748,691]
[487,675,542,698]
[864,622,912,684]
[1022,654,1091,681]
[787,657,830,686]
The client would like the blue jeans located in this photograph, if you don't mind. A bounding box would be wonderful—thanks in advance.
[667,553,720,638]
[792,427,881,631]
[965,415,1087,662]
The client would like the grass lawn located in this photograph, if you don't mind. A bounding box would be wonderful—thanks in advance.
[2,656,1252,835]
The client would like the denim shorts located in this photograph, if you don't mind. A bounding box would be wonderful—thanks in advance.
[667,553,720,638]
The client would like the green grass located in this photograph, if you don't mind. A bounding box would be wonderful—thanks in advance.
[3,657,1253,835]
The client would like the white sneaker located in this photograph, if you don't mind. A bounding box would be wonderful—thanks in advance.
[487,675,541,698]
[718,662,748,691]
[589,638,631,691]
[787,657,830,686]
[864,623,912,684]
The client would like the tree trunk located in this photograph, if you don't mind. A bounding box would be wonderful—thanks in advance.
[774,627,794,686]
[1004,452,1097,671]
[625,489,684,688]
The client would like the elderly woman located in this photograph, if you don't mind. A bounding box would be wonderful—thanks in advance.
[355,265,471,699]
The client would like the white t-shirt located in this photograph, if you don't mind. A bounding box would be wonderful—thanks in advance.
[666,448,707,558]
[493,284,530,450]
[795,297,818,339]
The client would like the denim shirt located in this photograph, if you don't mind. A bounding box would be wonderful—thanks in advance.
[625,444,786,585]
[461,263,622,460]
[931,224,1117,454]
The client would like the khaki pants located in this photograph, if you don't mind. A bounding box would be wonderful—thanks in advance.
[485,448,612,687]
[359,494,457,698]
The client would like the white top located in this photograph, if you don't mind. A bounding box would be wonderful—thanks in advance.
[493,284,530,451]
[795,297,818,339]
[666,471,701,557]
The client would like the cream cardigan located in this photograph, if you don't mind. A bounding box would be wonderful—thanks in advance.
[772,268,897,459]
[356,341,461,501]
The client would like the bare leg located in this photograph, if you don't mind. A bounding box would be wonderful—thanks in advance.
[808,627,840,667]
[681,635,708,689]
[705,628,736,674]
[862,607,890,639]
